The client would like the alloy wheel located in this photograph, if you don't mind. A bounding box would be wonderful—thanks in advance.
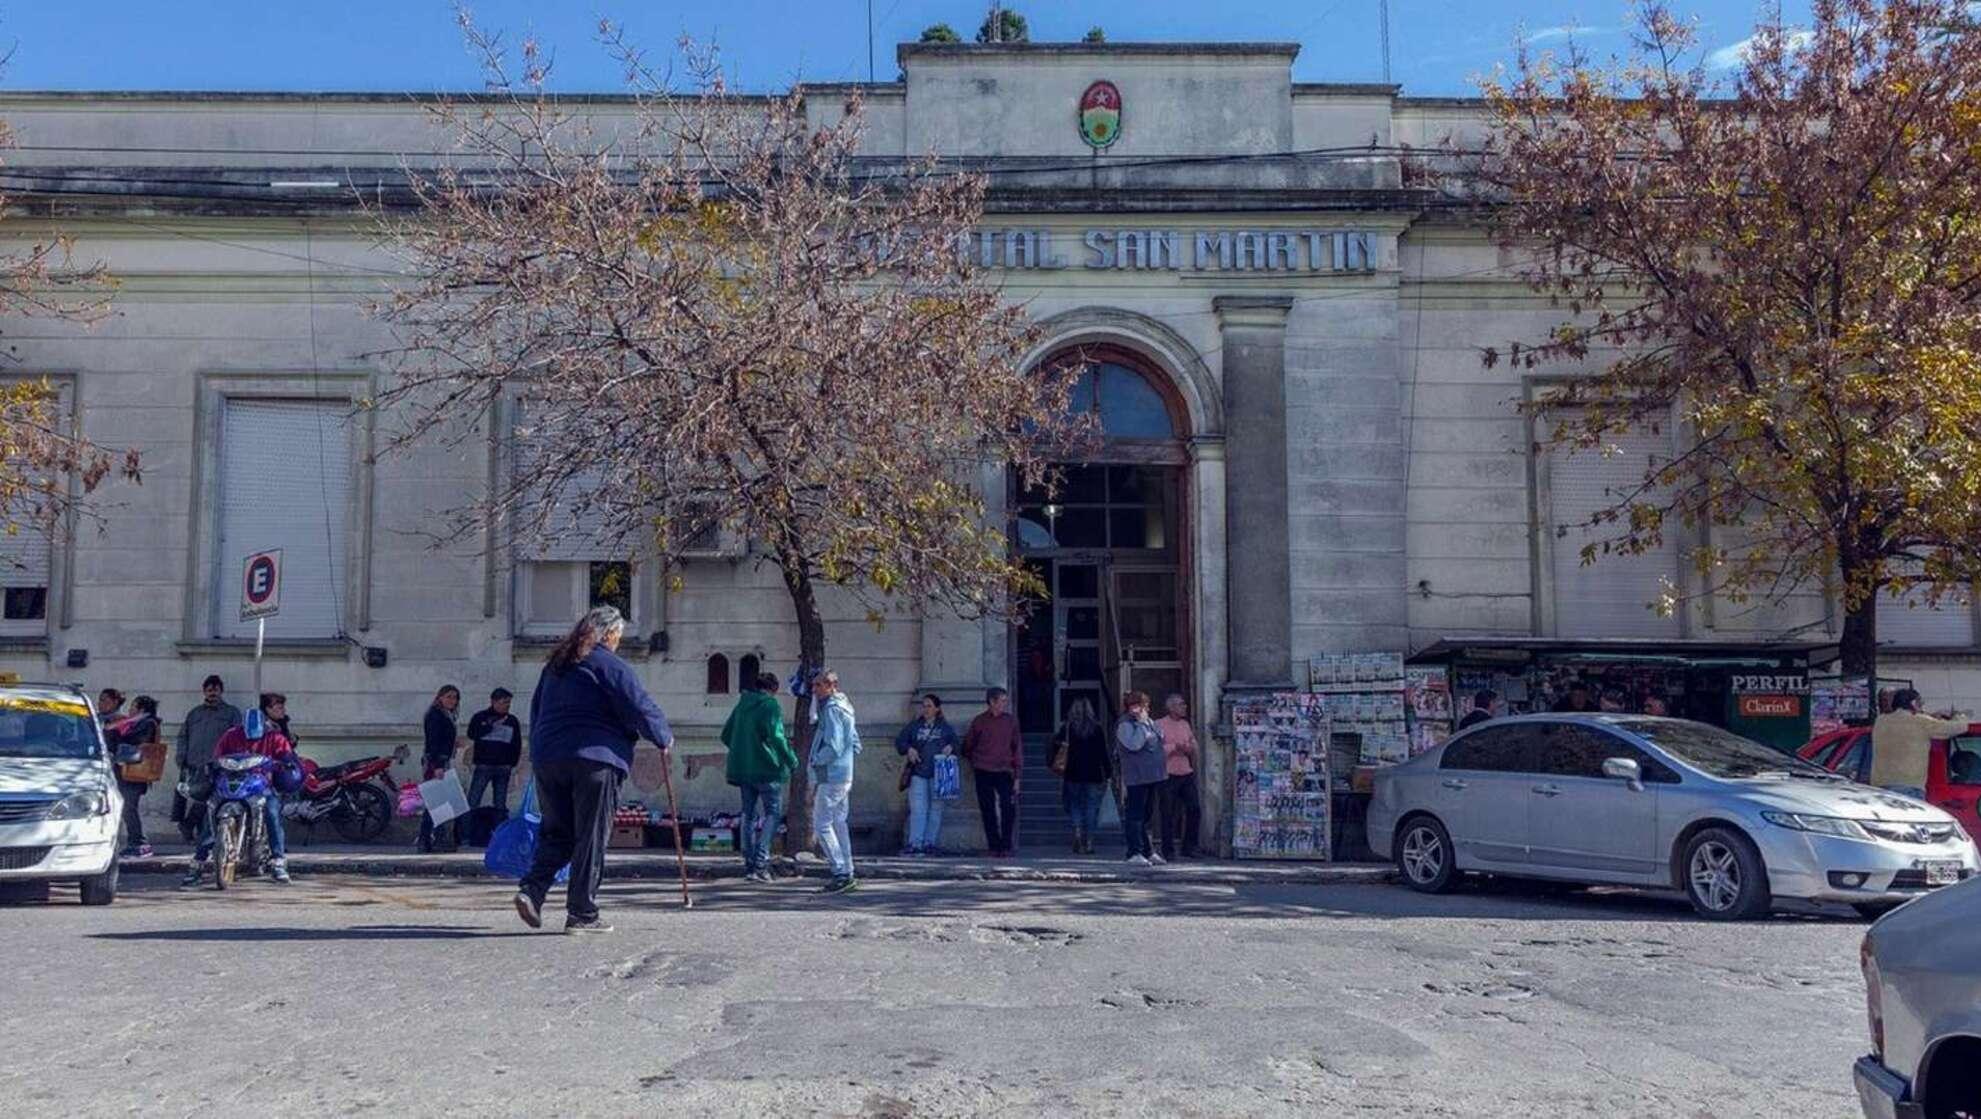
[1689,840,1740,912]
[1401,825,1444,884]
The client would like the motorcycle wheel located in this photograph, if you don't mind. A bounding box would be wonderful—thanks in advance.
[334,783,393,844]
[216,814,242,890]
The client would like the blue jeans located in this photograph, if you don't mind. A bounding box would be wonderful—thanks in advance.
[905,775,945,850]
[468,765,513,815]
[1061,781,1105,834]
[738,781,786,873]
[196,795,285,862]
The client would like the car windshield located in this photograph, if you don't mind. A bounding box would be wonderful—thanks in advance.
[0,693,101,759]
[1617,719,1831,779]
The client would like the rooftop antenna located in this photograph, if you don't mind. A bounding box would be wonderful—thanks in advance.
[1379,0,1392,82]
[867,0,875,80]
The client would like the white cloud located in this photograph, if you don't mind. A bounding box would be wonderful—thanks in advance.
[1522,24,1611,44]
[1706,28,1815,71]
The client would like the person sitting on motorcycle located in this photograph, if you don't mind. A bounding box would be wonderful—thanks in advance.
[181,693,298,887]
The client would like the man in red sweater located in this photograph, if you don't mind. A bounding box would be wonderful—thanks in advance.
[184,693,297,886]
[962,687,1023,857]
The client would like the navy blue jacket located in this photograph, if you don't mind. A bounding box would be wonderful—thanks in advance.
[529,646,674,773]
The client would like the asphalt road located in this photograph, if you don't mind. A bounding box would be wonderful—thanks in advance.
[2,874,1869,1117]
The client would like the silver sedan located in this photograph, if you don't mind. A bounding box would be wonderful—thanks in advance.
[1365,715,1979,919]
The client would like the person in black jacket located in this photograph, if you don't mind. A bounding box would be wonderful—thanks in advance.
[1457,690,1497,730]
[514,605,672,935]
[416,685,465,853]
[1054,698,1112,855]
[465,688,523,816]
[112,695,162,858]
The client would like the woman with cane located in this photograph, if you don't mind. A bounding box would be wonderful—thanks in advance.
[514,605,674,934]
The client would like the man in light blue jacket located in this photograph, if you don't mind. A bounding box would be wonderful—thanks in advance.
[807,669,862,894]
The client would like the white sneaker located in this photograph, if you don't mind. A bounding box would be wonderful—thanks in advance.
[1126,854,1152,867]
[1149,853,1168,866]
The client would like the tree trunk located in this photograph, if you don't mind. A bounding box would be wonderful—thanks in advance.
[1839,555,1880,684]
[780,558,827,861]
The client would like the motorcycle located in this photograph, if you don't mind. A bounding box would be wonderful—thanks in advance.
[283,744,408,844]
[208,753,276,890]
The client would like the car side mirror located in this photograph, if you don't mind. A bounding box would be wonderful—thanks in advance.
[1602,757,1643,788]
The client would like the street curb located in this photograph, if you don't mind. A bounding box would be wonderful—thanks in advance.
[119,854,1396,887]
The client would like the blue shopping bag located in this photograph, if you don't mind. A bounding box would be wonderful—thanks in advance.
[932,754,962,800]
[484,782,569,882]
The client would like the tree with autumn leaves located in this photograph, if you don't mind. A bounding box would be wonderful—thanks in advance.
[1457,0,1981,681]
[375,19,1086,813]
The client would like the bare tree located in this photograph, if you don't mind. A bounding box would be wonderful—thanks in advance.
[374,15,1087,825]
[0,79,138,538]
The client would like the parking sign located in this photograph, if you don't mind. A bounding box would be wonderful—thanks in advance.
[241,549,282,621]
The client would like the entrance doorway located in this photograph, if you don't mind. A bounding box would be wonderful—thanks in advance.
[1009,347,1192,850]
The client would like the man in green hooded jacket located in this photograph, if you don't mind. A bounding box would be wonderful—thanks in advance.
[722,672,798,882]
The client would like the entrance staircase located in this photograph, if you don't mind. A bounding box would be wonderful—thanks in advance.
[1014,733,1124,855]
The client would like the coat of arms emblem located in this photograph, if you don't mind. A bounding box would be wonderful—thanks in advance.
[1078,80,1122,149]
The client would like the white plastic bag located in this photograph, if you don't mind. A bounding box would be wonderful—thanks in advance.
[418,770,470,827]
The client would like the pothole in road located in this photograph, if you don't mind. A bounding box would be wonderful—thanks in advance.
[1421,980,1537,1001]
[1098,987,1202,1011]
[827,917,961,943]
[968,924,1083,948]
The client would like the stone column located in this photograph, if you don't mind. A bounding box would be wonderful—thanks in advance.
[1215,295,1296,690]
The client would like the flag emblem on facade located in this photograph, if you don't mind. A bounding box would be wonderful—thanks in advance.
[1078,80,1122,149]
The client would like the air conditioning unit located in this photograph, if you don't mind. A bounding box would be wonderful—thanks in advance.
[675,509,746,561]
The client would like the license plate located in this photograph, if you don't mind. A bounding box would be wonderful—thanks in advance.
[1923,860,1962,886]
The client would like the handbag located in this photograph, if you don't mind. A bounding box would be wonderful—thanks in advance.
[1049,737,1069,777]
[899,764,914,793]
[117,741,168,784]
[932,754,962,800]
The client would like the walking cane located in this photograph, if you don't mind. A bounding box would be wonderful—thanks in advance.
[657,749,694,909]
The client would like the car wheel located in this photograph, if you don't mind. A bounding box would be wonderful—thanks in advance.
[79,861,119,906]
[1683,827,1771,920]
[1395,815,1458,893]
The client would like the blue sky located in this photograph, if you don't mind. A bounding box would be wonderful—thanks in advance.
[0,0,1813,95]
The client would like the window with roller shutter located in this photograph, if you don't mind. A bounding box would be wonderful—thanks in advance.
[508,398,638,636]
[1875,565,1978,649]
[1543,417,1683,639]
[211,398,352,639]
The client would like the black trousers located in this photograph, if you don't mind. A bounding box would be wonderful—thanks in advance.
[118,780,148,848]
[519,758,621,921]
[975,770,1016,852]
[1122,783,1157,858]
[1157,773,1201,857]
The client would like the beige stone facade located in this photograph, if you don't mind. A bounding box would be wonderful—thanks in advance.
[1,41,1974,853]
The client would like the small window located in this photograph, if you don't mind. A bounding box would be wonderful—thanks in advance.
[738,654,761,689]
[1836,735,1871,783]
[706,653,731,695]
[1441,725,1537,772]
[1950,736,1981,787]
[588,561,632,616]
[1529,724,1679,783]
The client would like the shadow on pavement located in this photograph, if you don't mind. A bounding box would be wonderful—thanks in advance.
[97,869,1866,926]
[88,923,532,942]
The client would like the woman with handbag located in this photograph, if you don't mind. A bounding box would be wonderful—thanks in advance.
[111,695,162,858]
[893,693,958,856]
[1052,698,1111,855]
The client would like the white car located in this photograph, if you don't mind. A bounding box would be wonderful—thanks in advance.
[0,683,123,905]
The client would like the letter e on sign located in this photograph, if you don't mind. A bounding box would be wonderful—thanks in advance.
[241,549,283,622]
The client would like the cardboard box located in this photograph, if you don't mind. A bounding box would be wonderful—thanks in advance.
[608,823,647,849]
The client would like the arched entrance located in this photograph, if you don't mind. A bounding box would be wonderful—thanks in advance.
[1012,345,1191,737]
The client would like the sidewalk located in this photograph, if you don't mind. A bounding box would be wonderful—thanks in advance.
[119,843,1394,886]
